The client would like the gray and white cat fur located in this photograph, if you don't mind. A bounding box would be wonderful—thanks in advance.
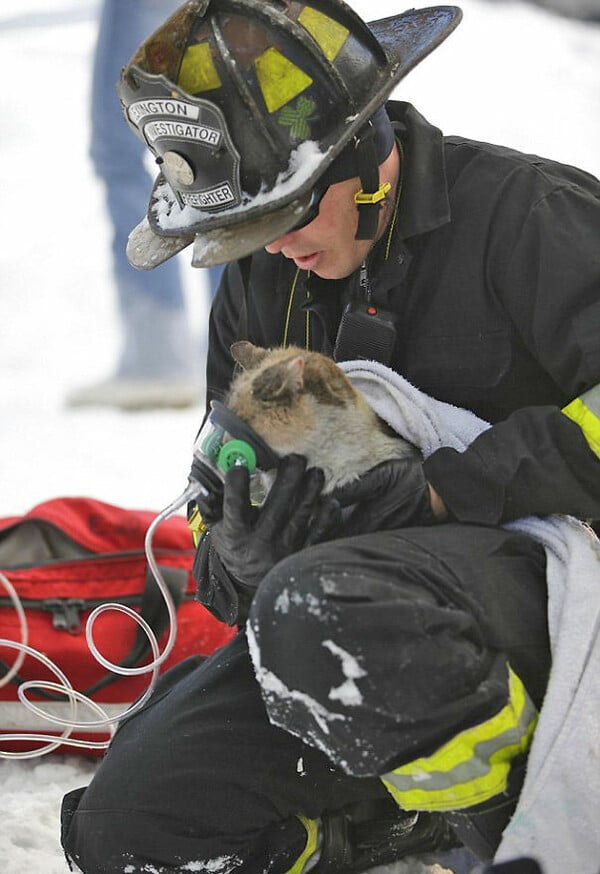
[226,341,419,494]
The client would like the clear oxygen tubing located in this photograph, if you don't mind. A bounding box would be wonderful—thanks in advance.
[0,481,203,759]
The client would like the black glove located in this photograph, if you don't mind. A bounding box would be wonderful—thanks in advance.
[331,457,437,536]
[197,454,340,589]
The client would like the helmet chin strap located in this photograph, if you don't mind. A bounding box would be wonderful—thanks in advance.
[353,122,391,240]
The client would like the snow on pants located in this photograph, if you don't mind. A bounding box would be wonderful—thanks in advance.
[61,524,549,874]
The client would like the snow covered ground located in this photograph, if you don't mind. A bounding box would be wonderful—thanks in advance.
[0,1,599,872]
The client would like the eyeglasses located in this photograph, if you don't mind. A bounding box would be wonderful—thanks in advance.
[291,186,327,231]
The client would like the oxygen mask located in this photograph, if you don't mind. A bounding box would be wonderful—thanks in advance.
[190,400,280,505]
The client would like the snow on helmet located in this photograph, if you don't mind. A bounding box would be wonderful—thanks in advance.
[118,0,462,269]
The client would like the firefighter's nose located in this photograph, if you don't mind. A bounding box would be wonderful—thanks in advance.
[265,231,296,254]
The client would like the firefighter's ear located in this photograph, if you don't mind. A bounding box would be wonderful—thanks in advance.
[230,341,269,370]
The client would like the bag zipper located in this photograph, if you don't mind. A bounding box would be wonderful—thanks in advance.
[0,592,194,635]
[0,546,193,573]
[0,595,143,634]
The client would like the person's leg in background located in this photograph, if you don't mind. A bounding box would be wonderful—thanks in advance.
[68,0,222,410]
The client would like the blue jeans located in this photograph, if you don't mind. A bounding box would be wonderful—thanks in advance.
[91,0,222,378]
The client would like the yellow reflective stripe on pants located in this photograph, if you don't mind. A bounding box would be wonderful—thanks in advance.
[284,816,320,874]
[562,383,600,457]
[381,665,538,812]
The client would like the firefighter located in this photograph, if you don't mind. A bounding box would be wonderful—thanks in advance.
[61,2,600,872]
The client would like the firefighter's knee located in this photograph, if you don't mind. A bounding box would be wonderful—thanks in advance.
[249,548,331,657]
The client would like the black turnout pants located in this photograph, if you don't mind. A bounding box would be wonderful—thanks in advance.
[62,524,550,874]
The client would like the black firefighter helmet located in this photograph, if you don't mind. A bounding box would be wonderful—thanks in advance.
[118,0,462,269]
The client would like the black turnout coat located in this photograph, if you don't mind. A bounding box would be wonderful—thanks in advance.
[205,101,600,526]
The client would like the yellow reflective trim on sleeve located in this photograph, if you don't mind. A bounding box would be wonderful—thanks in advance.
[178,42,222,94]
[562,387,600,457]
[283,816,320,874]
[381,665,538,812]
[297,6,350,61]
[255,48,313,114]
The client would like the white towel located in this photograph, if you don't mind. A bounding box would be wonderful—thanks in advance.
[340,359,600,874]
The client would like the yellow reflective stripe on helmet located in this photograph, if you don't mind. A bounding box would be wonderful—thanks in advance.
[298,6,350,61]
[562,383,600,457]
[381,665,538,812]
[255,48,313,114]
[283,816,320,874]
[178,42,222,94]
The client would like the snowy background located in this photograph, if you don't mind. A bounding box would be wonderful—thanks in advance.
[0,1,599,872]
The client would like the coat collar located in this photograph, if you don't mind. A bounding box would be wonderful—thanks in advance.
[390,101,451,241]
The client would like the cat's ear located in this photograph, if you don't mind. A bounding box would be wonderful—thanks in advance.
[230,341,269,370]
[304,354,354,406]
[253,355,305,402]
[283,356,305,392]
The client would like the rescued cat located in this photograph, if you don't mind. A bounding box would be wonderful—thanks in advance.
[225,341,419,493]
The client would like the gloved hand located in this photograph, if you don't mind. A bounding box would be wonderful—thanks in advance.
[331,457,439,536]
[197,454,340,589]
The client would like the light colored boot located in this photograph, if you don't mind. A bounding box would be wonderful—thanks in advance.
[67,297,203,411]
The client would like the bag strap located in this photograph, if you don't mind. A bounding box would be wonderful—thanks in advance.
[83,563,188,696]
[0,563,188,700]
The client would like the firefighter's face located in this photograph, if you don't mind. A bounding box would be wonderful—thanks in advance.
[265,144,400,280]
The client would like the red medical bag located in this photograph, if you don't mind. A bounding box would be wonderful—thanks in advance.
[0,497,235,756]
